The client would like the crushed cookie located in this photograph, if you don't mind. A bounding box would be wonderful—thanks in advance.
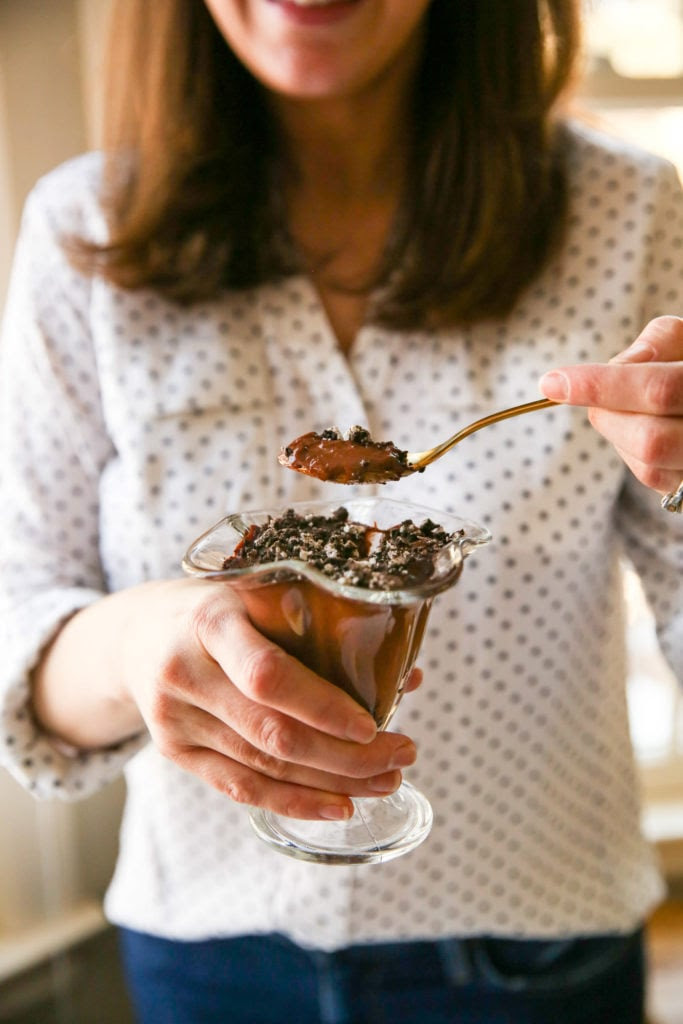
[223,506,461,590]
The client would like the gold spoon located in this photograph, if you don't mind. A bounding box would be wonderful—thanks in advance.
[406,398,683,512]
[279,398,557,484]
[280,398,683,512]
[404,397,556,471]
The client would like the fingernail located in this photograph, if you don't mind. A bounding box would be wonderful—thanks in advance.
[366,770,402,794]
[319,803,352,820]
[346,715,377,743]
[610,341,656,364]
[391,741,417,769]
[539,371,569,401]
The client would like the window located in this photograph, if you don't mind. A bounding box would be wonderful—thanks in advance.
[581,0,683,175]
[581,0,683,851]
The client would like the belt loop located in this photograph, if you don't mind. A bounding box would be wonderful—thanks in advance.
[437,937,473,986]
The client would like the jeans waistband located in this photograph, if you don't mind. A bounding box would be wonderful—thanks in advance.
[310,926,644,995]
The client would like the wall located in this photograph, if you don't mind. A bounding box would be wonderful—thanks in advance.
[0,0,121,980]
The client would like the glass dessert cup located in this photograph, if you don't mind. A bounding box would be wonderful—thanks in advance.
[182,497,491,865]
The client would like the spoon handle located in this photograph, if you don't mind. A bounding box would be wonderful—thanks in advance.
[407,398,556,469]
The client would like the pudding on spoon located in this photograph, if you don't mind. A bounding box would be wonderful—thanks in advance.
[278,426,417,485]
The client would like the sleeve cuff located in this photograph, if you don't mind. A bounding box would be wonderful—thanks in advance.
[0,587,149,800]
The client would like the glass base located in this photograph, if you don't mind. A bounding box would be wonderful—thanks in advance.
[249,782,433,865]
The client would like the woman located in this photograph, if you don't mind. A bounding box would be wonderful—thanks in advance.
[1,1,682,1021]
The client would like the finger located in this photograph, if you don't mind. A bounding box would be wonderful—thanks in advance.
[177,745,356,820]
[539,361,683,415]
[611,315,683,364]
[170,707,404,796]
[403,667,423,694]
[612,444,683,495]
[588,410,683,470]
[195,601,377,743]
[170,691,416,780]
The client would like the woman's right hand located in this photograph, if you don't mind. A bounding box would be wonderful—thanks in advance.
[33,578,418,820]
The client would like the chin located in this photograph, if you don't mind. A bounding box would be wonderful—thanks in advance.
[261,38,404,103]
[259,59,368,100]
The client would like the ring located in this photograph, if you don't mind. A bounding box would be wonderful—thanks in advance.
[661,479,683,513]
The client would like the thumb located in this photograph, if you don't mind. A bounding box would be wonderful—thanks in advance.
[610,315,683,364]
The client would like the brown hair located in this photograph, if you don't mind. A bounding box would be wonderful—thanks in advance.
[68,0,581,328]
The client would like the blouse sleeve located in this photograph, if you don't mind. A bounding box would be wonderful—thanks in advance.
[0,166,149,801]
[615,157,683,683]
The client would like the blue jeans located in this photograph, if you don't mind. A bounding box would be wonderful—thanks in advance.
[119,926,645,1024]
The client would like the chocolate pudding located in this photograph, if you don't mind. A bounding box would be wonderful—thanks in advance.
[278,426,418,484]
[231,577,431,727]
[222,506,462,726]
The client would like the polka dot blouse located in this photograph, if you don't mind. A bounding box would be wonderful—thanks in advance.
[1,121,682,949]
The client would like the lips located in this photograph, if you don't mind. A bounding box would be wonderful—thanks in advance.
[281,0,355,6]
[268,0,360,6]
[266,0,362,14]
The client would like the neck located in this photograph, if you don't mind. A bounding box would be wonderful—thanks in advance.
[262,43,422,354]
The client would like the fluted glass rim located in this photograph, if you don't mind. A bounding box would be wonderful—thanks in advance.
[182,497,491,606]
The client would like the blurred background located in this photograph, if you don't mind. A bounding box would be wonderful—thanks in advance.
[0,1,682,1021]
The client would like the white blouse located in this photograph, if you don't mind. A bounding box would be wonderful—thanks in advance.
[1,121,682,950]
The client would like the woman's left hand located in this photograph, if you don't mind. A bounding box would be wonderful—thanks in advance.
[540,315,683,496]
